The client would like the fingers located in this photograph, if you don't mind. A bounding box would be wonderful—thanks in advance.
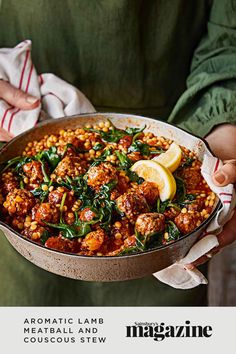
[185,212,236,269]
[213,160,236,186]
[0,128,13,142]
[0,80,40,110]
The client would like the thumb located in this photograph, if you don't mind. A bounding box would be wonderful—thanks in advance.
[0,80,40,110]
[213,159,236,186]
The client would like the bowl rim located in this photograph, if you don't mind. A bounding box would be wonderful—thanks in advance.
[0,112,222,260]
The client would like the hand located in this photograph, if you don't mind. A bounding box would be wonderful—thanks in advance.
[186,124,236,269]
[0,80,40,110]
[0,80,40,141]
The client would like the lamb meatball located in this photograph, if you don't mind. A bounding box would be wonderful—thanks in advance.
[22,224,48,241]
[181,167,202,191]
[135,213,165,237]
[3,189,35,216]
[81,228,107,251]
[87,162,118,189]
[45,235,81,253]
[116,191,149,224]
[174,211,202,234]
[1,170,19,194]
[34,202,60,225]
[164,207,180,220]
[54,156,86,178]
[23,161,44,184]
[138,181,159,205]
[48,186,75,207]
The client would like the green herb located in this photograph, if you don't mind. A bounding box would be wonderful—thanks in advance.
[128,140,150,156]
[149,147,165,154]
[40,230,50,245]
[175,176,186,201]
[36,146,61,171]
[125,125,146,136]
[156,198,181,213]
[118,246,143,256]
[44,221,91,239]
[31,181,53,202]
[93,143,104,151]
[59,192,67,223]
[115,151,132,169]
[165,221,181,241]
[90,148,113,167]
[85,126,126,143]
[134,228,163,250]
[126,170,144,184]
[181,156,194,168]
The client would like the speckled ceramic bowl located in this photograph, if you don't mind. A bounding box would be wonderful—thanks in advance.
[0,113,220,281]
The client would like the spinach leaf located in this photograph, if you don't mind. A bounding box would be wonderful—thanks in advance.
[84,126,126,143]
[93,143,104,151]
[149,147,166,154]
[156,198,181,214]
[126,170,144,184]
[90,148,113,167]
[134,228,163,250]
[181,156,194,168]
[31,182,52,202]
[125,125,146,136]
[36,146,61,171]
[115,151,132,168]
[44,221,91,239]
[93,180,118,230]
[40,230,50,245]
[175,176,186,201]
[165,221,181,241]
[128,141,150,156]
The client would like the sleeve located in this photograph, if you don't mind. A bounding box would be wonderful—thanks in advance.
[168,0,236,137]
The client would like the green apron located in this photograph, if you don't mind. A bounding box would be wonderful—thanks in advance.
[0,0,235,306]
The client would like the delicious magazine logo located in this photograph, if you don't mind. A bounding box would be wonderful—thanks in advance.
[126,320,212,342]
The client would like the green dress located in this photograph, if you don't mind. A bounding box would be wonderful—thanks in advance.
[0,0,235,306]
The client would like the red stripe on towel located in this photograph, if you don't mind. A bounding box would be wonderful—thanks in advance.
[8,63,34,132]
[213,158,220,173]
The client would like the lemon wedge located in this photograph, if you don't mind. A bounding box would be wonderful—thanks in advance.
[152,142,182,173]
[131,160,176,201]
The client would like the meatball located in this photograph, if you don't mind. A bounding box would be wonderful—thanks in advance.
[45,235,81,253]
[54,156,86,178]
[80,207,97,222]
[181,167,202,191]
[11,215,25,231]
[164,207,180,220]
[124,235,137,248]
[34,202,60,225]
[138,181,159,205]
[174,211,203,234]
[87,162,118,189]
[116,191,149,224]
[22,224,48,241]
[48,187,75,207]
[23,161,44,184]
[3,189,35,216]
[1,171,18,194]
[135,213,165,237]
[110,176,129,200]
[81,229,106,251]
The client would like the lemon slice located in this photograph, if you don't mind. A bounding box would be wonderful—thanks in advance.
[131,160,176,201]
[152,142,182,173]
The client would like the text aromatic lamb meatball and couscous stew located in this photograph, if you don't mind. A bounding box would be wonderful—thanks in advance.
[0,120,216,256]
